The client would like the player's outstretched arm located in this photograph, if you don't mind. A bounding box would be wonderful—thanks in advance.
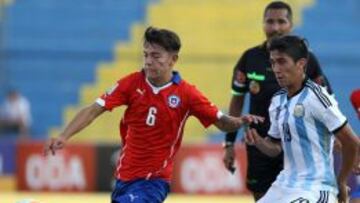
[335,124,360,203]
[245,128,282,157]
[44,103,106,156]
[214,114,264,132]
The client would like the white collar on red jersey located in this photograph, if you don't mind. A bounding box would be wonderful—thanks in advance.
[146,78,173,94]
[144,71,182,94]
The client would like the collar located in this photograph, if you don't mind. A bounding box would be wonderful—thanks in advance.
[141,69,182,85]
[287,77,308,99]
[171,71,182,85]
[142,70,182,94]
[260,41,268,52]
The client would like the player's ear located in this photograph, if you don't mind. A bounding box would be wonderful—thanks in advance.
[173,53,178,61]
[297,58,307,72]
[289,20,294,29]
[171,53,178,64]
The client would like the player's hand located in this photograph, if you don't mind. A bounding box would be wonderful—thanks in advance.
[240,114,264,125]
[352,147,360,175]
[244,128,263,146]
[44,136,67,156]
[337,182,350,203]
[223,145,236,174]
[353,164,360,175]
[352,159,360,175]
[333,138,342,153]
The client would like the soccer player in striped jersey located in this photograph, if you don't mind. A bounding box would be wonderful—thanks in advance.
[44,26,263,203]
[245,35,359,203]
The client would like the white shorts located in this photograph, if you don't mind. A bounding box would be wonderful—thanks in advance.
[257,184,337,203]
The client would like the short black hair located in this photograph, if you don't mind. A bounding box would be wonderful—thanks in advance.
[264,1,293,22]
[268,35,309,62]
[144,26,181,53]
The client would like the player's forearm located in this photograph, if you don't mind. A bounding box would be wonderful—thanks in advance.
[255,137,282,157]
[215,115,244,132]
[337,139,359,183]
[60,104,105,140]
[336,125,360,183]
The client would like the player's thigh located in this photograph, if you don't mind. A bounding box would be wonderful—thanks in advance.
[111,179,170,203]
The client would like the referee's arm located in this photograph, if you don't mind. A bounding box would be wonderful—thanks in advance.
[225,68,248,145]
[223,55,248,172]
[222,94,246,173]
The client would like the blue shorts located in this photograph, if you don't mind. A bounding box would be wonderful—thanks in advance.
[111,179,170,203]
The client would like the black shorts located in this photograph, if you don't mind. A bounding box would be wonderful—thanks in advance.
[246,145,283,193]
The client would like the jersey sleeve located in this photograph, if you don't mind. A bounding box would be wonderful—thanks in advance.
[96,73,135,111]
[231,51,249,95]
[310,86,347,133]
[187,85,222,128]
[268,97,281,139]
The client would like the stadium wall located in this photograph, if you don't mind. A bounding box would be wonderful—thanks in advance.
[8,142,248,194]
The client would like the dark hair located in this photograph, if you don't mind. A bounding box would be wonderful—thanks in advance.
[264,1,293,22]
[268,35,309,62]
[144,26,181,53]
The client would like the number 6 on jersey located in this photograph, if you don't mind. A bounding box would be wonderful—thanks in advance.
[146,107,157,126]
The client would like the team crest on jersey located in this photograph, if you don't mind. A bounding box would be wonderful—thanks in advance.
[168,95,180,108]
[293,104,305,117]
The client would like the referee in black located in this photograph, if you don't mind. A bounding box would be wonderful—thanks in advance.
[222,1,332,201]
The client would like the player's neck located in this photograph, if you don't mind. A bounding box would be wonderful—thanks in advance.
[287,76,306,98]
[147,73,173,87]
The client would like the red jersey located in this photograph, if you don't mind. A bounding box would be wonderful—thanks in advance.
[96,71,221,181]
[351,89,360,119]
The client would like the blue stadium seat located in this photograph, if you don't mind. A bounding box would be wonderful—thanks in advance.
[295,0,360,133]
[1,0,155,138]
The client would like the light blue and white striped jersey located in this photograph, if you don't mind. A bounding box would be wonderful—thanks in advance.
[268,79,347,194]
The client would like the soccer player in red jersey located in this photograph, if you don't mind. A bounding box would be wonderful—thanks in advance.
[44,26,263,203]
